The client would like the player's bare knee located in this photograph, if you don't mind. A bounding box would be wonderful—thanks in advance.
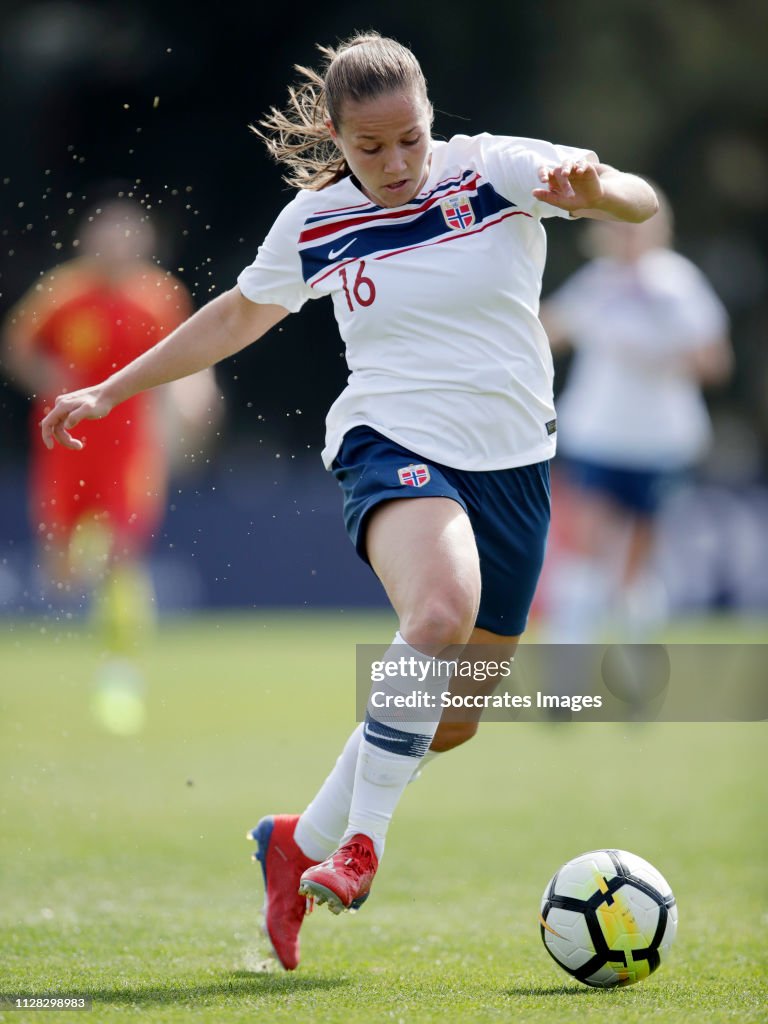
[400,595,476,651]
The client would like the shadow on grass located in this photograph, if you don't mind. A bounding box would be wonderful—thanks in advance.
[504,985,594,996]
[86,971,348,1007]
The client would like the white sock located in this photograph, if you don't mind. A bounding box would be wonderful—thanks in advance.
[614,571,669,641]
[294,733,446,861]
[294,723,363,861]
[547,555,612,644]
[342,632,453,859]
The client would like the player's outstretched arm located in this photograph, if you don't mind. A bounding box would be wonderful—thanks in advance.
[40,288,288,450]
[533,160,658,223]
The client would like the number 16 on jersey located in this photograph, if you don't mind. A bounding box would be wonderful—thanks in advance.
[339,261,376,311]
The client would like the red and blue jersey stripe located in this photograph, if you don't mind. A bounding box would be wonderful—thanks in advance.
[298,171,528,287]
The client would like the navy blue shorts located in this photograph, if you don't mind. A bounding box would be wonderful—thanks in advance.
[331,426,551,636]
[559,455,678,516]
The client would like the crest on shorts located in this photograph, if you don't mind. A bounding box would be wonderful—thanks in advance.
[397,463,431,488]
[441,195,475,231]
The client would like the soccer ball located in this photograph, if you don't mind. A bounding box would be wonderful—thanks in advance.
[539,849,677,988]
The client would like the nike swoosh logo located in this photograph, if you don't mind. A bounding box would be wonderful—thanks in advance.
[364,725,407,743]
[328,238,357,260]
[538,912,565,939]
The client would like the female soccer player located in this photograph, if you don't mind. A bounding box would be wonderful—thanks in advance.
[40,32,658,969]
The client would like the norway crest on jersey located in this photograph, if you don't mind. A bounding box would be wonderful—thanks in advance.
[441,195,475,231]
[397,463,431,488]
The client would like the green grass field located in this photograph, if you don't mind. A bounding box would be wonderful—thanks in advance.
[1,612,766,1023]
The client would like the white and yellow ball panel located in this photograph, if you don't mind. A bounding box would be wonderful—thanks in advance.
[596,883,664,947]
[584,960,651,988]
[546,849,623,901]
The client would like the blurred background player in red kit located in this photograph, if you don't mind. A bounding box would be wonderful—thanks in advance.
[2,198,219,725]
[539,191,732,643]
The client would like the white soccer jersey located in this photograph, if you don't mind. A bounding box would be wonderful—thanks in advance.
[238,133,595,470]
[546,249,729,469]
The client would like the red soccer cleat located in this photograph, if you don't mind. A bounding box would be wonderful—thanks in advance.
[298,834,379,915]
[248,814,317,970]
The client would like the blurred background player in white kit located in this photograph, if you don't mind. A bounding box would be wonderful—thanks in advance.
[540,191,732,643]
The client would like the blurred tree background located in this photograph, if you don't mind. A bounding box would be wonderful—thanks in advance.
[1,0,766,475]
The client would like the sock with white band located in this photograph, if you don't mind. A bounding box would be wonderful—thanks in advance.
[341,631,452,858]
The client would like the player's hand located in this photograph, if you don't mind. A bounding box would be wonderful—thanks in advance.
[532,160,604,213]
[40,386,114,450]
